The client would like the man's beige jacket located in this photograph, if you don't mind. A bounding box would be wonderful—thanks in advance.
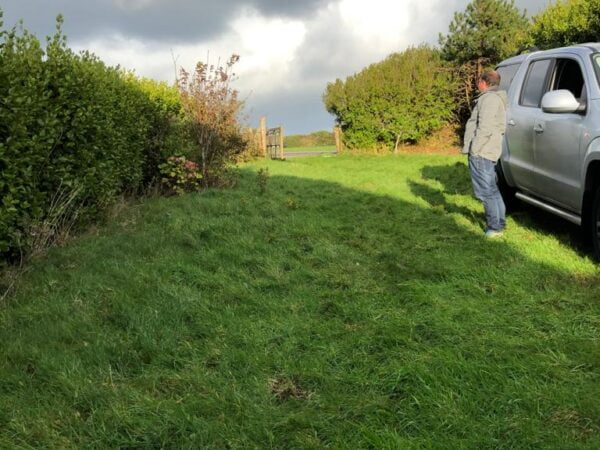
[462,86,508,162]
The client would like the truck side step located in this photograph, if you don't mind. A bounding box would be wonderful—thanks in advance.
[515,192,582,226]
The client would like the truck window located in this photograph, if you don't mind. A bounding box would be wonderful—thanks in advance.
[497,63,520,91]
[592,54,600,86]
[520,59,552,107]
[550,59,585,101]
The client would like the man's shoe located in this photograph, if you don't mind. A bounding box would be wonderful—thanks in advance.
[484,229,504,238]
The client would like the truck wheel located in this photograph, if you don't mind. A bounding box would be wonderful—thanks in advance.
[591,186,600,261]
[496,162,517,211]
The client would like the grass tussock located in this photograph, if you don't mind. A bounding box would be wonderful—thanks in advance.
[0,154,599,448]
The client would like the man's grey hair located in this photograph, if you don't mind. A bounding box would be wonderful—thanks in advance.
[480,70,501,87]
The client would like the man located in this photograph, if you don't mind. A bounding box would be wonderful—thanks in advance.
[463,70,508,238]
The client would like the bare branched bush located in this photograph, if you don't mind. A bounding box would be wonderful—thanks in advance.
[1,182,83,301]
[177,55,247,186]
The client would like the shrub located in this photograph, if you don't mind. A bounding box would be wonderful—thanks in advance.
[323,46,456,151]
[159,156,202,195]
[126,75,193,184]
[177,55,247,186]
[236,128,264,162]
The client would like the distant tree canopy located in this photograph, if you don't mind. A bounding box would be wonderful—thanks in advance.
[532,0,600,49]
[323,46,456,151]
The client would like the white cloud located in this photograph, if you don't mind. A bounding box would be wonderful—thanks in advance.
[73,8,306,87]
[228,11,307,93]
[339,0,411,43]
[72,35,175,81]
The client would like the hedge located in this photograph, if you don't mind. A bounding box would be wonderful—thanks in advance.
[0,15,190,260]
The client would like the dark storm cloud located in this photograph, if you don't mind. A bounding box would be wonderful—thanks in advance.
[250,0,331,17]
[1,0,331,44]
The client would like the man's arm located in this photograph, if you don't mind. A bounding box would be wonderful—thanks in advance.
[462,104,477,155]
[461,99,478,155]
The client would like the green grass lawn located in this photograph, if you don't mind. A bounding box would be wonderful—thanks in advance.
[284,145,336,153]
[1,155,599,448]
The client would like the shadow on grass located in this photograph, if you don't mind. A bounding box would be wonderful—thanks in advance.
[414,162,592,257]
[407,181,480,228]
[0,166,598,448]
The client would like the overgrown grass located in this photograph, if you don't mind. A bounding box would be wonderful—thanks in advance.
[1,155,598,448]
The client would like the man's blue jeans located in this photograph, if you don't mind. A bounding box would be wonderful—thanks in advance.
[468,154,506,232]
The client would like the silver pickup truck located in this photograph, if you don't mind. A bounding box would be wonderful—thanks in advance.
[496,44,600,261]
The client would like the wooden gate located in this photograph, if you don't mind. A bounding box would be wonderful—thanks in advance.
[266,126,284,159]
[256,117,284,159]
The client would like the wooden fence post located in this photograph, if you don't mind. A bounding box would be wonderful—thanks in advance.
[334,126,342,153]
[259,116,267,157]
[279,126,284,159]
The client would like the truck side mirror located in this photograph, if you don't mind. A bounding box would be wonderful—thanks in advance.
[541,90,582,114]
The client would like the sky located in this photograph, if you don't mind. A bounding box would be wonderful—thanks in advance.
[1,0,547,134]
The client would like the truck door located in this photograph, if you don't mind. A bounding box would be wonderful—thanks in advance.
[505,59,553,192]
[533,57,588,212]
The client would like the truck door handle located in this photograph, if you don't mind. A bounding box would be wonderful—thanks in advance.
[507,119,516,126]
[533,124,544,133]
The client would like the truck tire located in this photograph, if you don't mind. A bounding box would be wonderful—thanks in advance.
[496,162,518,211]
[591,186,600,261]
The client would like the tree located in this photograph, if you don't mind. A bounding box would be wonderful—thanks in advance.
[439,0,531,69]
[439,0,531,125]
[532,0,600,49]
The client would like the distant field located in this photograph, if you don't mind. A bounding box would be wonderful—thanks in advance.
[1,155,598,447]
[285,145,336,153]
[283,130,334,149]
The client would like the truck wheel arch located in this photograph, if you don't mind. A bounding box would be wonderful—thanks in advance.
[582,159,600,242]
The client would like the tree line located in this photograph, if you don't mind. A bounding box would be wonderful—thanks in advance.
[323,0,598,151]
